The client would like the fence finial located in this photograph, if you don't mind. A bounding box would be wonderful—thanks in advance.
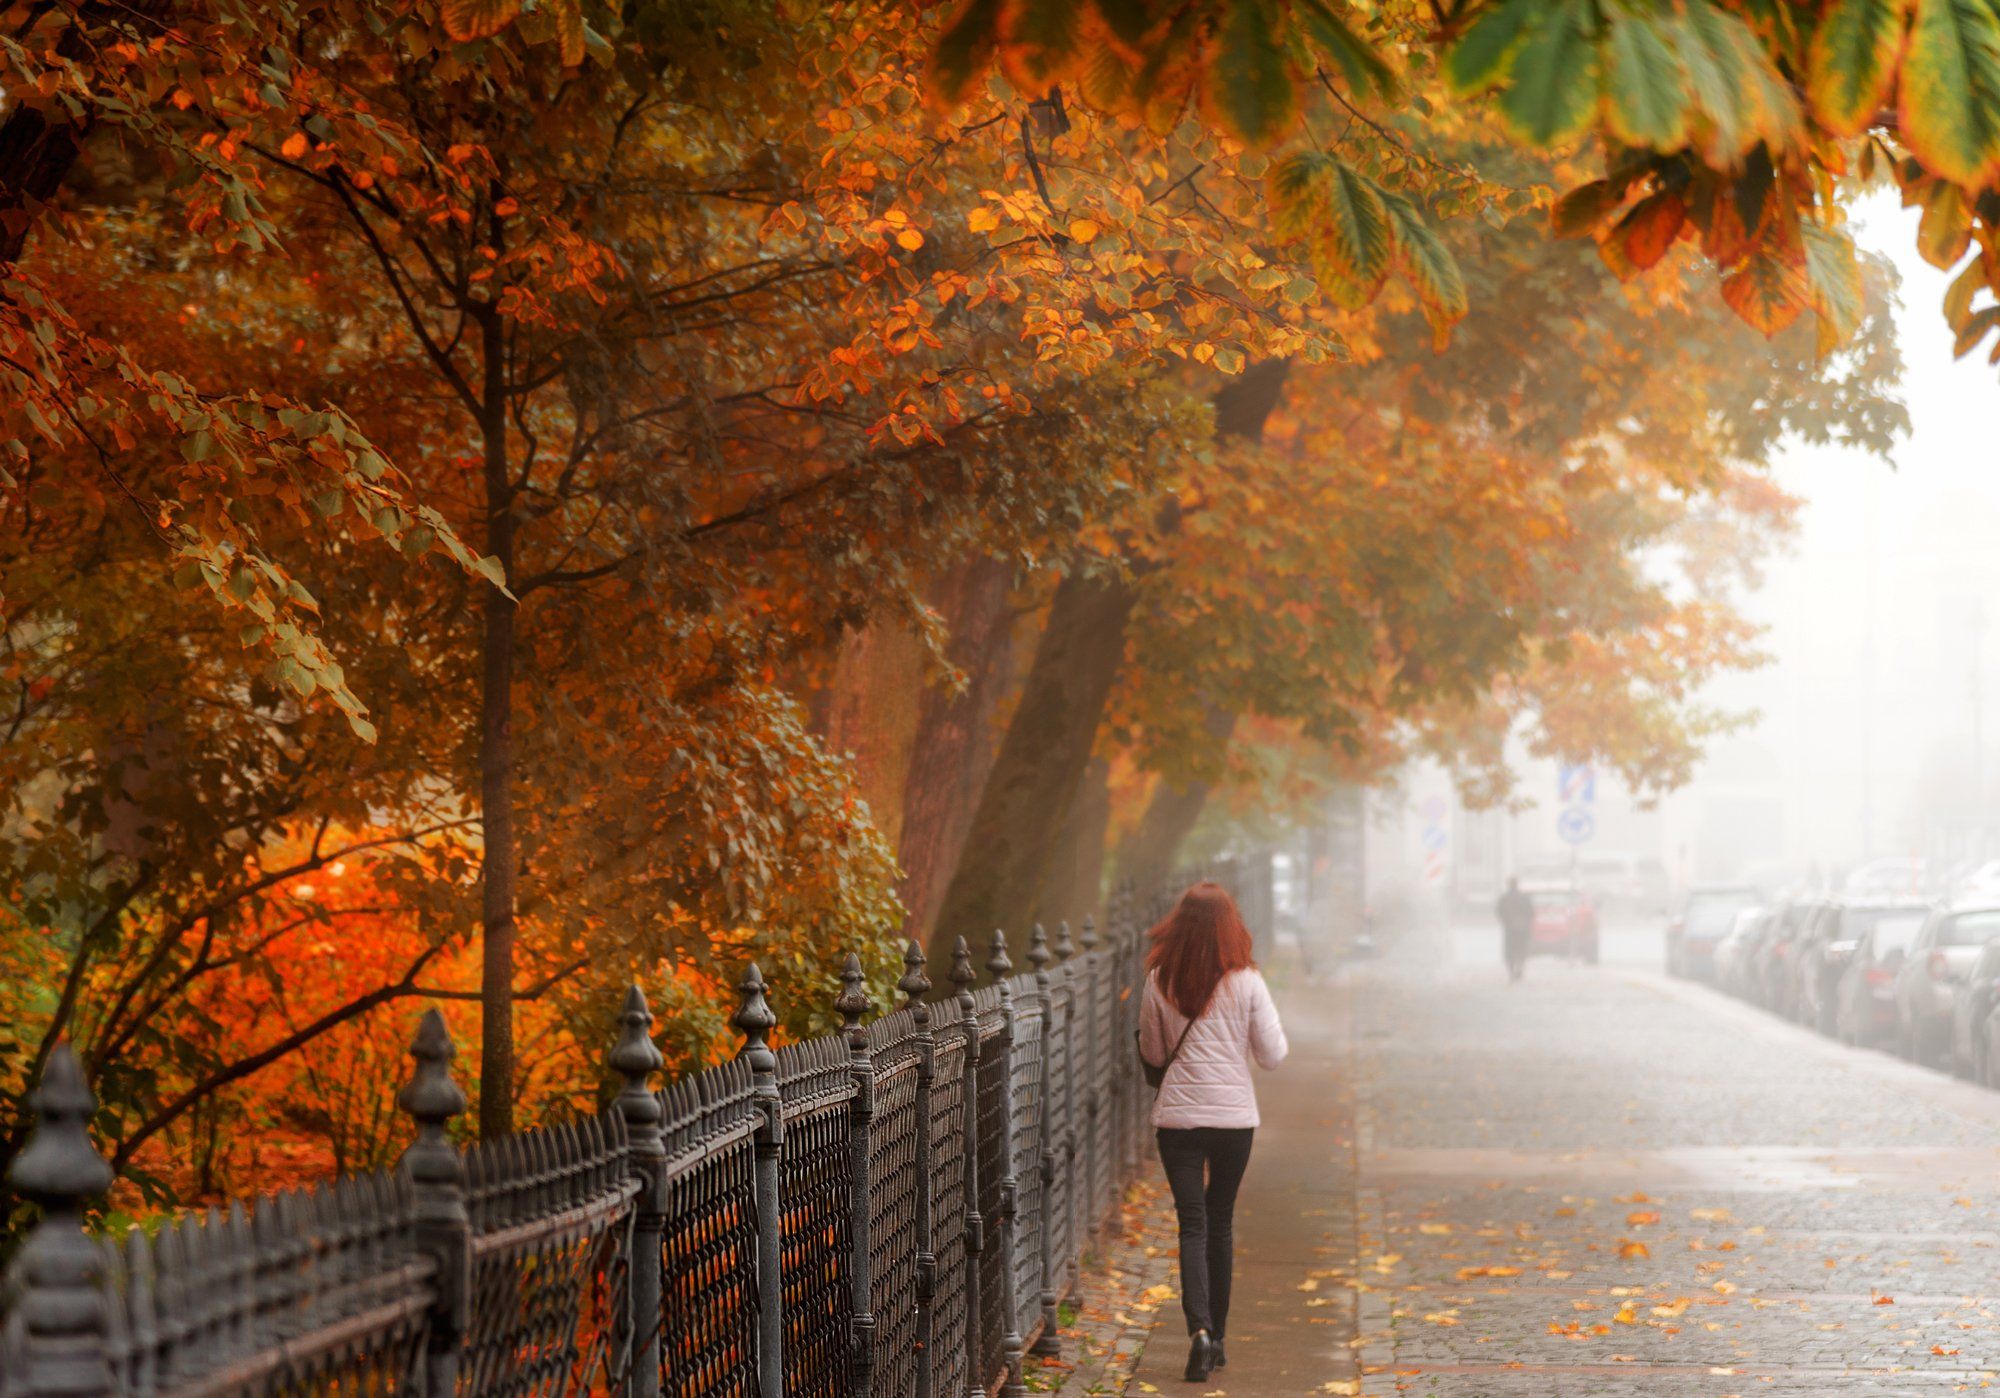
[9,1041,113,1205]
[611,984,664,1123]
[837,952,871,1046]
[949,936,978,1005]
[1028,923,1051,972]
[1053,920,1075,961]
[986,927,1013,981]
[899,939,931,1006]
[733,962,778,1071]
[400,1008,467,1131]
[1079,916,1098,952]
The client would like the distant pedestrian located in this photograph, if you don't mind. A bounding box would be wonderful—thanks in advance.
[1138,882,1289,1382]
[1497,876,1534,981]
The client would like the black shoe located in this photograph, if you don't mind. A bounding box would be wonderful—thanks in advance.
[1211,1338,1226,1370]
[1185,1330,1215,1381]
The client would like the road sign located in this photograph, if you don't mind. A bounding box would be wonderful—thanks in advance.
[1419,795,1449,884]
[1557,806,1595,846]
[1558,762,1596,805]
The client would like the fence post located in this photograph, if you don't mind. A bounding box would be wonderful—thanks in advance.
[837,954,877,1398]
[610,985,666,1398]
[899,942,936,1398]
[4,1043,115,1398]
[734,963,786,1398]
[949,938,985,1398]
[1052,921,1083,1311]
[397,1009,469,1398]
[987,929,1027,1398]
[1028,925,1062,1359]
[1077,916,1100,1236]
[1109,893,1135,1185]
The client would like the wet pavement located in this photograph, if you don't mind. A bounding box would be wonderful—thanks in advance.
[1116,925,2000,1396]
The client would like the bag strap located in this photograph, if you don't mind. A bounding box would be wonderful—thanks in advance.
[1160,1013,1196,1075]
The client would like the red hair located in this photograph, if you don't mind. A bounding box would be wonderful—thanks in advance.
[1146,881,1255,1019]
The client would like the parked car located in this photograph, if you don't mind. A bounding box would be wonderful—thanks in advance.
[1845,855,1930,897]
[1835,908,1930,1046]
[1667,884,1765,980]
[1523,880,1600,963]
[1752,900,1819,1016]
[1793,898,1933,1035]
[1948,941,2000,1078]
[1712,907,1770,997]
[1891,902,2000,1065]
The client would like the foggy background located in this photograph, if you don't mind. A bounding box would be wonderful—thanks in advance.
[1333,191,2000,938]
[1706,192,1999,883]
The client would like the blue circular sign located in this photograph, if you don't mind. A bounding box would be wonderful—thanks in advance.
[1557,806,1595,845]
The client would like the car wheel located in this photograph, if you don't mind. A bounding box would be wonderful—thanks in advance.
[1915,1020,1944,1069]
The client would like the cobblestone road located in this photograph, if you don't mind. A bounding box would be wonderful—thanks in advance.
[1114,935,2000,1396]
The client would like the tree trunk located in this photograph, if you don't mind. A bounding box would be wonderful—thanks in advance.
[897,557,1017,942]
[1032,756,1110,931]
[925,360,1295,968]
[926,569,1136,967]
[477,311,519,1139]
[1115,708,1240,894]
[818,619,930,852]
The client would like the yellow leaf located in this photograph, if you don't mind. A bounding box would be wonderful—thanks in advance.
[1070,217,1102,243]
[969,207,1001,233]
[280,132,309,160]
[896,228,925,251]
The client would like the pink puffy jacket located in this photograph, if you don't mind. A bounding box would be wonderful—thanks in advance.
[1138,967,1288,1129]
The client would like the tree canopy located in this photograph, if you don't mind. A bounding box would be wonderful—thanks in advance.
[0,0,1938,1218]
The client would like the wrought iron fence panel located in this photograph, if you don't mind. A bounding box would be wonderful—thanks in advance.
[460,1112,637,1397]
[773,1036,855,1397]
[862,1013,924,1398]
[94,1170,432,1398]
[923,1001,971,1398]
[657,1060,761,1398]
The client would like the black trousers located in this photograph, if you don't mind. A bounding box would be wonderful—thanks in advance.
[1156,1126,1256,1338]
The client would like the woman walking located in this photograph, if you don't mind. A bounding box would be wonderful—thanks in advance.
[1137,881,1289,1381]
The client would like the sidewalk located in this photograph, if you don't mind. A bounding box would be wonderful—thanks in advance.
[1042,962,1366,1395]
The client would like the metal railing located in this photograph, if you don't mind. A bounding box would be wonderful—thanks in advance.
[0,898,1156,1397]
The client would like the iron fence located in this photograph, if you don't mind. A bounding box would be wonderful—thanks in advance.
[0,894,1158,1397]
